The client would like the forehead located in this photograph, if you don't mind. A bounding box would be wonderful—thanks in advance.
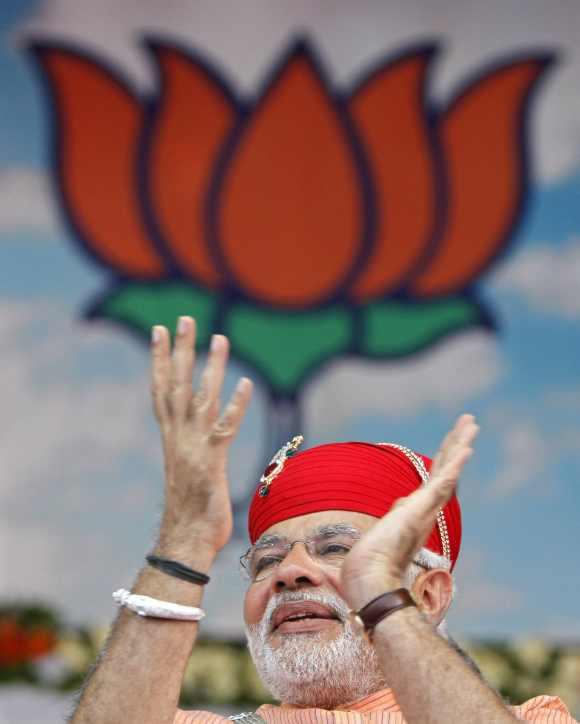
[259,510,378,539]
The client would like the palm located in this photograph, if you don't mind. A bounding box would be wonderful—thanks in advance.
[152,318,252,553]
[340,415,479,610]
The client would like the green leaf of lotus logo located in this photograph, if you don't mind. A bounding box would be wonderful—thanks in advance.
[30,38,553,400]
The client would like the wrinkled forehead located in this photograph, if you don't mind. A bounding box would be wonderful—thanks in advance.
[255,509,379,544]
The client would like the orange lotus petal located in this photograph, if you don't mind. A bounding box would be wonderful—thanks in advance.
[147,44,235,288]
[33,46,165,278]
[217,45,365,307]
[349,49,438,302]
[412,58,551,296]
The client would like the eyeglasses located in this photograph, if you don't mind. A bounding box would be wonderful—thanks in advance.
[239,528,432,584]
[240,530,359,583]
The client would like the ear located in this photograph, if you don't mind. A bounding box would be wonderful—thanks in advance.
[410,568,454,627]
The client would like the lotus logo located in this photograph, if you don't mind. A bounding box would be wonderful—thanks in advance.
[30,38,552,408]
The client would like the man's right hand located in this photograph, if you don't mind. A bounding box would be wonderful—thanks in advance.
[70,316,251,724]
[151,316,253,558]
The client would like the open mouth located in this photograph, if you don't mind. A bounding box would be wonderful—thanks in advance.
[272,601,341,632]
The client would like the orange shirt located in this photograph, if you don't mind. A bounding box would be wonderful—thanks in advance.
[174,688,577,724]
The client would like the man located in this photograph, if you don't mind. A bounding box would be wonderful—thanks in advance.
[70,317,577,724]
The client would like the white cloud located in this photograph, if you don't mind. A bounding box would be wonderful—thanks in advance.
[0,300,158,614]
[451,549,524,620]
[0,687,72,724]
[485,422,548,500]
[18,0,580,182]
[480,390,580,500]
[304,330,501,437]
[0,167,61,235]
[0,298,266,628]
[0,300,155,496]
[0,524,61,595]
[492,240,580,316]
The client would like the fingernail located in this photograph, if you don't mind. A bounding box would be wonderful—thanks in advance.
[211,334,223,352]
[236,377,250,392]
[178,317,189,335]
[152,326,161,344]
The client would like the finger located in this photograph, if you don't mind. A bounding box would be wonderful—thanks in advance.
[427,444,475,516]
[450,414,476,445]
[431,414,476,476]
[403,439,475,522]
[169,316,196,421]
[430,420,461,475]
[458,417,479,446]
[440,414,471,453]
[364,444,471,564]
[191,334,229,424]
[210,377,254,445]
[368,432,476,566]
[151,325,171,423]
[433,445,473,497]
[441,418,478,473]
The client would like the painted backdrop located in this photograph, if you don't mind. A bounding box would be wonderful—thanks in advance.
[2,0,580,665]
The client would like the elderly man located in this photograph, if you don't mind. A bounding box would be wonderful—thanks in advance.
[71,317,576,724]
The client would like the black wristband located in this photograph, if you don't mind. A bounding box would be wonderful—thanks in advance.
[146,555,210,586]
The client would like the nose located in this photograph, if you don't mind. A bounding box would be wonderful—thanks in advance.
[270,542,325,592]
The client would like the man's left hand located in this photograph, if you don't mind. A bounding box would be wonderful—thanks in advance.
[339,414,479,611]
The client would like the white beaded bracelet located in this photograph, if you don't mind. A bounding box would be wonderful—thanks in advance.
[113,588,205,621]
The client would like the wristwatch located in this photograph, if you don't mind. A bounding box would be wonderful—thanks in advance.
[349,588,417,641]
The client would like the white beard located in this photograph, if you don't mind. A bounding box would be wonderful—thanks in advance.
[245,590,388,709]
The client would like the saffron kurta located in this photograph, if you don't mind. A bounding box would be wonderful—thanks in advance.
[174,688,577,724]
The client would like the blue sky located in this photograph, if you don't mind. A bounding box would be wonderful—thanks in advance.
[1,0,580,641]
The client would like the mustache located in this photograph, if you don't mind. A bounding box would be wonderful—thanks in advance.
[261,590,350,632]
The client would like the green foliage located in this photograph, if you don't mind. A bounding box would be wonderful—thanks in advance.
[180,640,274,707]
[470,640,566,706]
[0,661,38,685]
[0,602,60,631]
[0,602,61,684]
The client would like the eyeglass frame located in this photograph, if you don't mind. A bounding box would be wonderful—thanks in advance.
[239,523,430,583]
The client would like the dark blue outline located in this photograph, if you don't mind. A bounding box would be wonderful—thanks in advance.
[85,277,167,348]
[138,37,241,287]
[346,40,446,298]
[26,40,167,283]
[409,50,557,298]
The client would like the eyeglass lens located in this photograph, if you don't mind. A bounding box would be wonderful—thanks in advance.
[246,533,357,581]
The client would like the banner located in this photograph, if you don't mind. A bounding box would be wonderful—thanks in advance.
[2,0,580,654]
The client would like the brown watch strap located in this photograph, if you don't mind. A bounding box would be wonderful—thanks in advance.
[356,588,416,633]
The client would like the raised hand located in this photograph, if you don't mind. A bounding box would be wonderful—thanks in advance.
[151,316,253,556]
[340,414,479,611]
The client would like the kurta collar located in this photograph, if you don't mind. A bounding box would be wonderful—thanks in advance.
[265,688,400,714]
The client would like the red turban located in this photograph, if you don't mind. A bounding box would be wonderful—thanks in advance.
[248,441,461,570]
